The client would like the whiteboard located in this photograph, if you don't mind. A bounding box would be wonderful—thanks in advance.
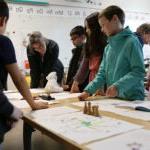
[6,1,150,69]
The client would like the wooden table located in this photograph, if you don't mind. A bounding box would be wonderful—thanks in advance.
[8,91,149,150]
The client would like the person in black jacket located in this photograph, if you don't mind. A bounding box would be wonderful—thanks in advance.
[27,31,64,88]
[64,26,88,92]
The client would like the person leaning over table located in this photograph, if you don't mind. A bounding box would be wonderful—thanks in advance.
[79,5,145,101]
[27,31,64,88]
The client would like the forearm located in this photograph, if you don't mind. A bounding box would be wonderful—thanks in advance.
[84,75,105,94]
[6,64,36,109]
[12,73,36,108]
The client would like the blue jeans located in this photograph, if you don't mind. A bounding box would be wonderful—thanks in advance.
[0,143,3,150]
[0,119,11,144]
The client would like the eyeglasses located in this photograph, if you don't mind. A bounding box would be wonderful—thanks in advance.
[71,35,80,41]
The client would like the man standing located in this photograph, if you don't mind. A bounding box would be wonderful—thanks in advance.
[64,26,88,91]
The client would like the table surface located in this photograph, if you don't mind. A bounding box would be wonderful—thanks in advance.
[6,89,150,150]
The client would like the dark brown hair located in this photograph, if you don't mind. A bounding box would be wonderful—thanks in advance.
[99,5,125,25]
[84,12,107,59]
[0,1,9,24]
[137,23,150,35]
[70,25,85,36]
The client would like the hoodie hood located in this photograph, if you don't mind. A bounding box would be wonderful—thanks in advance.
[108,26,133,47]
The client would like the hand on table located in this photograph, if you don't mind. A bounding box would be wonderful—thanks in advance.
[106,85,118,97]
[78,91,90,101]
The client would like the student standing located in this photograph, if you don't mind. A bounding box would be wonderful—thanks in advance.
[64,25,88,91]
[71,12,107,93]
[0,1,48,109]
[0,1,48,147]
[79,5,145,101]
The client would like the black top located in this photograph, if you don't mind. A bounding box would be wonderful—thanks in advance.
[0,35,17,90]
[66,45,88,91]
[27,39,64,88]
[0,35,15,142]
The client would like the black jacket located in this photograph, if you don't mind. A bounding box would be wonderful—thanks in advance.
[66,45,88,91]
[27,39,64,88]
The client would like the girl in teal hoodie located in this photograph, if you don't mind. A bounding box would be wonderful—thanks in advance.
[79,5,145,101]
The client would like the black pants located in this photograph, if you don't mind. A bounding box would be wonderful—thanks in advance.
[0,120,11,144]
[23,122,35,150]
[0,135,4,144]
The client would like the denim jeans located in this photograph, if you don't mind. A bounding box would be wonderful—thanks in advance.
[0,143,3,150]
[0,119,11,144]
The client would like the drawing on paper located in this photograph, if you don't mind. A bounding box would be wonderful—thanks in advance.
[127,142,143,150]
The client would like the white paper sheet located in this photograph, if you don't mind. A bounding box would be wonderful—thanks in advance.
[116,100,150,109]
[30,106,80,119]
[72,99,126,107]
[50,92,80,100]
[72,100,150,121]
[5,89,45,100]
[5,92,22,100]
[86,129,150,150]
[30,89,80,100]
[5,89,80,101]
[30,88,46,94]
[10,99,59,109]
[31,110,141,145]
[10,100,30,109]
[4,90,18,93]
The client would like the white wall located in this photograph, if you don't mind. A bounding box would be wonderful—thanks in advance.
[6,0,150,69]
[102,0,150,13]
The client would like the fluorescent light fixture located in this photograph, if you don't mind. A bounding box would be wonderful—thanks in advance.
[7,0,49,5]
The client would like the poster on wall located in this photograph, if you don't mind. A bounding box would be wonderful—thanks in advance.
[7,0,103,9]
[48,0,103,9]
[6,0,49,5]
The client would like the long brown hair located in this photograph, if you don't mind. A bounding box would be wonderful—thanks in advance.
[84,12,107,59]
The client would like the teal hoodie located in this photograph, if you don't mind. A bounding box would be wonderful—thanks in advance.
[85,27,145,100]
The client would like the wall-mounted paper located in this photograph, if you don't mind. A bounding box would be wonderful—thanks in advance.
[7,0,49,5]
[48,0,102,9]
